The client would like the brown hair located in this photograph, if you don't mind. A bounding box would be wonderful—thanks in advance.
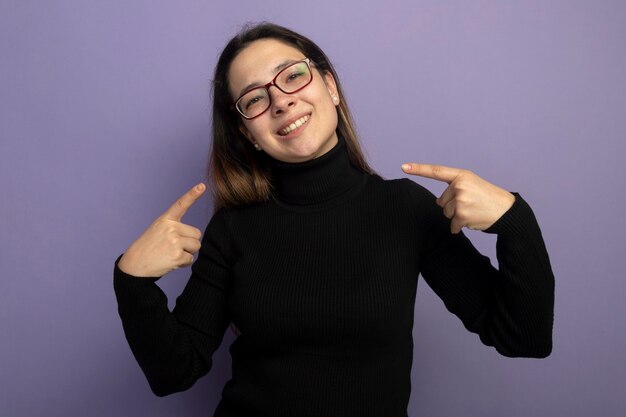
[209,22,375,209]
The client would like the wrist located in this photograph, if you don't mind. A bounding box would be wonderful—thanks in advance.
[117,251,141,277]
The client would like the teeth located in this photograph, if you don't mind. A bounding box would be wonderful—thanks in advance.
[280,115,310,135]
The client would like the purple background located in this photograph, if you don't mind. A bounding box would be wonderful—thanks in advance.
[1,1,624,416]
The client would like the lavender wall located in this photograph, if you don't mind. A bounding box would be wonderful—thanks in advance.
[1,1,624,416]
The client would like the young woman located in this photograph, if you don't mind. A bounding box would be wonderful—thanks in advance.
[114,23,554,417]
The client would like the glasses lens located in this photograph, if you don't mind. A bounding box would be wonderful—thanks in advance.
[237,88,270,119]
[276,61,312,93]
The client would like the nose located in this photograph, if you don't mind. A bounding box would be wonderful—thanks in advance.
[269,86,296,116]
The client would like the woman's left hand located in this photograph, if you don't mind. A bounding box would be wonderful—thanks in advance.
[401,163,516,234]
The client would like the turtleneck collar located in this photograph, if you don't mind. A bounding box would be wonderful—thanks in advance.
[269,135,367,208]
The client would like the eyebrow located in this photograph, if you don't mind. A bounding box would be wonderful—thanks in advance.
[237,59,300,97]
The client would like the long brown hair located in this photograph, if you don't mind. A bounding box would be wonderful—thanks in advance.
[210,22,375,209]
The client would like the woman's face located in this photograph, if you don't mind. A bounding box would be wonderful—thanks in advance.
[228,39,340,163]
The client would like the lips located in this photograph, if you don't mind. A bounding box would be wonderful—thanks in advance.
[277,114,311,136]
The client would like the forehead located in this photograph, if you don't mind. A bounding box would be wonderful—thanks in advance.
[228,39,306,97]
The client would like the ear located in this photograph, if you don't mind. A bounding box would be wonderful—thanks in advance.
[238,123,255,143]
[238,123,263,151]
[323,72,340,106]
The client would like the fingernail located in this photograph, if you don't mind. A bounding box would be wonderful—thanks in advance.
[196,183,205,191]
[402,164,411,171]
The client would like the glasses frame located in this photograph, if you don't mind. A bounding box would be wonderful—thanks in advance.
[231,58,313,120]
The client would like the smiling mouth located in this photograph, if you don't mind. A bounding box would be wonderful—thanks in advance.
[278,114,310,136]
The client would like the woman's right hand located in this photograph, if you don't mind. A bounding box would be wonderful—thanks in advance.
[117,183,206,278]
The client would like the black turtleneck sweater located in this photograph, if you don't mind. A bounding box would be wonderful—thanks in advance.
[114,137,554,417]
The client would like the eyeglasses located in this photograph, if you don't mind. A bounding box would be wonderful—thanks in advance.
[232,58,313,120]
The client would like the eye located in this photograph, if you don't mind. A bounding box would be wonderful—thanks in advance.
[286,70,306,82]
[286,70,305,83]
[244,94,267,110]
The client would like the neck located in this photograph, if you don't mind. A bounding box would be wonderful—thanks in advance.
[270,135,366,207]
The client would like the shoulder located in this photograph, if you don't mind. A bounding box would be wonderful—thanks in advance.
[358,175,444,230]
[366,175,439,207]
[202,207,230,243]
[203,199,277,239]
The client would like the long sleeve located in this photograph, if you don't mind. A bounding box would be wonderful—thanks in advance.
[419,191,555,358]
[113,210,232,396]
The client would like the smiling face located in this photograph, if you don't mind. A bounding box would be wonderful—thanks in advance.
[228,39,340,163]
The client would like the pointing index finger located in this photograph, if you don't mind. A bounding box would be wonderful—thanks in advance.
[163,183,206,221]
[401,163,461,184]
